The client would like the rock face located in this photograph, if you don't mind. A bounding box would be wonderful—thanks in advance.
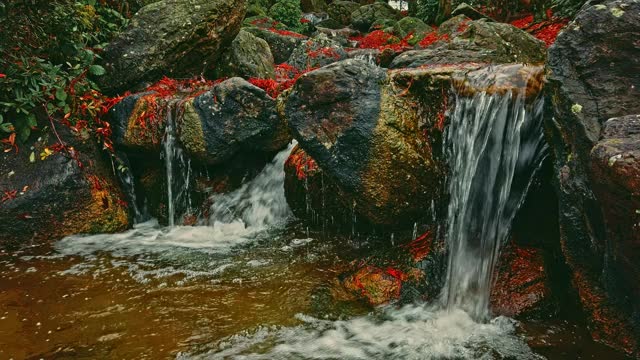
[285,59,451,229]
[244,27,307,64]
[545,0,640,354]
[390,16,546,69]
[211,29,276,80]
[490,245,553,318]
[327,1,360,26]
[300,0,327,12]
[0,127,129,248]
[350,2,399,32]
[287,34,348,70]
[110,78,290,166]
[98,0,246,95]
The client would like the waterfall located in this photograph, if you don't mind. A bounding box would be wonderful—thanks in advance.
[161,103,193,227]
[441,65,547,320]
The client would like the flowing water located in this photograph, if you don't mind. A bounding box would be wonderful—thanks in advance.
[442,67,548,320]
[0,67,631,359]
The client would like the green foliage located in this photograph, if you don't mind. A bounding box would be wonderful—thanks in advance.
[0,0,128,142]
[269,0,307,32]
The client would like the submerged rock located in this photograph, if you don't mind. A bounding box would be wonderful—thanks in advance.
[211,29,276,80]
[97,0,246,95]
[545,0,640,354]
[0,127,129,248]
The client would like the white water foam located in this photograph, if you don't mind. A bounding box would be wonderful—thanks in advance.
[56,143,295,259]
[179,304,543,360]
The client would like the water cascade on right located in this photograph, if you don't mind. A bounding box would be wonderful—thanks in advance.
[441,64,548,321]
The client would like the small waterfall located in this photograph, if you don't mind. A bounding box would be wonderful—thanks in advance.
[441,65,547,320]
[208,142,295,229]
[161,103,193,227]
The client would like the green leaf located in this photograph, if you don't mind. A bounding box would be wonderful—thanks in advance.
[29,151,35,163]
[0,123,13,133]
[27,114,37,128]
[55,88,68,102]
[89,64,106,76]
[19,127,31,143]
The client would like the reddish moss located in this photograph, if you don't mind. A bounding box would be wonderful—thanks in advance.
[268,28,307,39]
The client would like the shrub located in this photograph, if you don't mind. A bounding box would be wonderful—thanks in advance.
[0,0,128,143]
[269,0,307,32]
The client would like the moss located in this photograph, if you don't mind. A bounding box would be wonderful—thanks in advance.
[178,100,208,160]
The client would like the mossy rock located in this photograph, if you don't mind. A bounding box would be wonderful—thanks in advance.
[394,16,430,38]
[327,0,361,25]
[350,2,399,31]
[211,29,276,80]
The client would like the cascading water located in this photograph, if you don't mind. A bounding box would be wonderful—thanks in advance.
[161,102,194,227]
[441,65,548,320]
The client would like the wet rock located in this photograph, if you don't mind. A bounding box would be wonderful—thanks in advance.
[346,48,397,68]
[285,59,453,229]
[211,29,276,80]
[350,2,399,32]
[342,265,408,306]
[97,0,246,95]
[327,1,361,26]
[491,245,553,318]
[244,27,307,64]
[287,34,348,70]
[185,77,291,164]
[109,78,290,165]
[0,127,129,248]
[389,16,546,69]
[545,0,640,355]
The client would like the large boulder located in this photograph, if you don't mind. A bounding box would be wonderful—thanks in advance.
[545,0,640,354]
[0,127,129,248]
[350,2,399,32]
[97,0,246,95]
[110,78,290,165]
[390,16,546,68]
[285,59,456,229]
[287,34,349,70]
[211,29,276,80]
[327,1,361,26]
[244,26,307,64]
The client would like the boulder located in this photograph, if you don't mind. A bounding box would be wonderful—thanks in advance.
[285,59,454,229]
[545,0,640,354]
[109,77,290,165]
[301,0,327,12]
[350,2,399,32]
[244,26,307,64]
[287,34,348,70]
[97,0,246,95]
[393,16,431,38]
[0,127,129,248]
[211,29,276,80]
[390,16,546,69]
[451,2,494,21]
[327,1,361,26]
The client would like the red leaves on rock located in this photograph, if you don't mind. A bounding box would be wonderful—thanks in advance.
[249,63,315,98]
[510,12,569,47]
[418,32,450,48]
[352,30,413,52]
[268,28,307,39]
[403,230,433,261]
[307,47,341,60]
[286,146,319,180]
